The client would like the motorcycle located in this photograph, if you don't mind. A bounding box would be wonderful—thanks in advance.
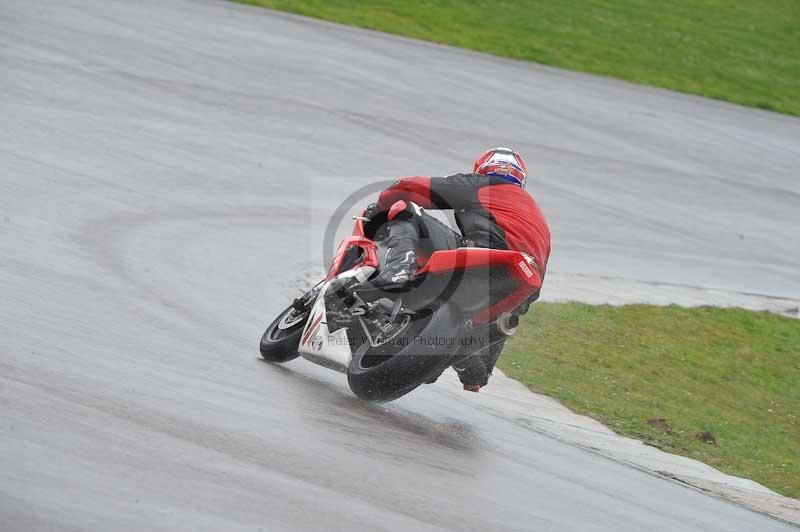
[259,206,542,402]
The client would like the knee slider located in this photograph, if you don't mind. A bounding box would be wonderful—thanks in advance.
[387,200,423,221]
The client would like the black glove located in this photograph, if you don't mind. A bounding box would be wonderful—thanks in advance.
[363,202,380,221]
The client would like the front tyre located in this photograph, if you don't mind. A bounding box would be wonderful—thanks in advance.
[259,305,308,363]
[347,305,462,402]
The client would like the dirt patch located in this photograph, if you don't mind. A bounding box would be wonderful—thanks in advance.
[693,431,718,446]
[647,418,674,433]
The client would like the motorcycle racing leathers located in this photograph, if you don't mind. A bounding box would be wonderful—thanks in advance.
[372,173,551,387]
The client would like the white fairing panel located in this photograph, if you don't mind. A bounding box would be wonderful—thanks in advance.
[298,267,374,373]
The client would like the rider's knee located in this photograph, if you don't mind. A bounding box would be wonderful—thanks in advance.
[387,200,423,222]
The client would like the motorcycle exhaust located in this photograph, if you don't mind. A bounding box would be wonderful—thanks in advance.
[497,311,520,336]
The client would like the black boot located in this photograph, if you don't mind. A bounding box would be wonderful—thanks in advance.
[369,221,419,289]
[370,245,418,288]
[453,339,506,391]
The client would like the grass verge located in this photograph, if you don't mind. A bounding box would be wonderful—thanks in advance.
[237,0,800,116]
[499,303,800,498]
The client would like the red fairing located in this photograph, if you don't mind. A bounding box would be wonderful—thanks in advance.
[326,237,379,281]
[301,313,324,346]
[417,248,542,324]
[377,177,432,210]
[352,215,366,237]
[418,248,541,285]
[472,286,532,324]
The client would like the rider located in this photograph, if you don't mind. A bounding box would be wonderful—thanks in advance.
[366,147,551,392]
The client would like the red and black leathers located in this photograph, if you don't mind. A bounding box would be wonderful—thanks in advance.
[373,173,550,389]
[377,173,551,275]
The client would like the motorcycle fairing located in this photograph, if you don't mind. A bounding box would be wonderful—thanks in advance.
[298,266,375,372]
[415,248,542,324]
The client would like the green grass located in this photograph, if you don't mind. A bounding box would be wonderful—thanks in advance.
[499,303,800,498]
[238,0,800,116]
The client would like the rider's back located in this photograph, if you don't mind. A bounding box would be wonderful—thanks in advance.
[474,177,550,274]
[378,173,550,274]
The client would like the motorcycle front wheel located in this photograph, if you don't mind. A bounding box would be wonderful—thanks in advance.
[259,305,309,363]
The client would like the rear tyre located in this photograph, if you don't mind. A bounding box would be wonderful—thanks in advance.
[347,304,462,402]
[259,305,308,363]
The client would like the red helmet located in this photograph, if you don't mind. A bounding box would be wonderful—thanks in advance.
[473,147,528,187]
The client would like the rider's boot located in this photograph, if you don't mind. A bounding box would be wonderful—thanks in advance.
[453,339,506,392]
[368,220,418,290]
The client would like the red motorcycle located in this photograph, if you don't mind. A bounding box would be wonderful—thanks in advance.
[260,207,542,401]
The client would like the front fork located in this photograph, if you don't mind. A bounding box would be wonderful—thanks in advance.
[291,280,325,311]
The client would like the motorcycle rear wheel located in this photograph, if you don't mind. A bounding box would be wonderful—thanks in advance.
[347,305,461,402]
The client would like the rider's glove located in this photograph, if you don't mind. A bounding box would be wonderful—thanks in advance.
[363,202,380,221]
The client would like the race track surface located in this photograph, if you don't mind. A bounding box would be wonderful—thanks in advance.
[2,1,799,530]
